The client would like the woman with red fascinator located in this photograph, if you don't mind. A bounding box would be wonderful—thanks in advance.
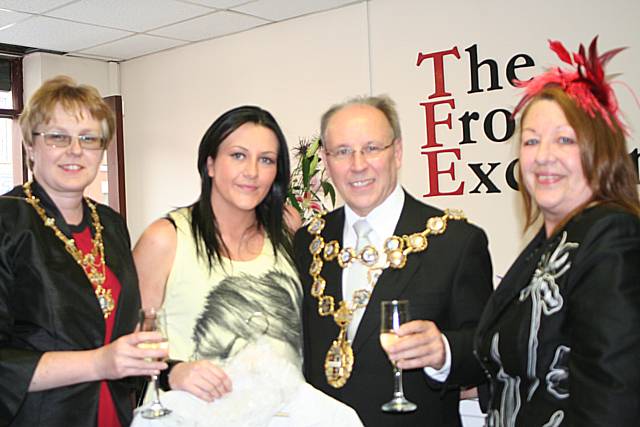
[474,38,640,426]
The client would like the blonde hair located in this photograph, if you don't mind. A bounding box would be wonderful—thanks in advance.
[19,76,115,167]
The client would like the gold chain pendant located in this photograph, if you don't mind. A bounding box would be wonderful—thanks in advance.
[95,285,115,318]
[325,300,355,387]
[324,327,354,388]
[23,181,113,319]
[306,208,466,388]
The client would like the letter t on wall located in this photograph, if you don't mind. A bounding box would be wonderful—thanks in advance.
[416,46,461,99]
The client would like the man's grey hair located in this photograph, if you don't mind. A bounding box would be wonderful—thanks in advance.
[319,94,402,144]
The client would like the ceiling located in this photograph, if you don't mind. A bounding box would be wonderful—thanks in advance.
[0,0,364,62]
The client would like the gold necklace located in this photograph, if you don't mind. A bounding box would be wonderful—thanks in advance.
[306,208,466,388]
[23,181,115,319]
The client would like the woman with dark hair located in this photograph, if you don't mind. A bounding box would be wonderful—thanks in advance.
[133,105,302,402]
[474,38,640,426]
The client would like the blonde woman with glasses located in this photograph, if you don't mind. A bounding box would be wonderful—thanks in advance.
[0,76,167,427]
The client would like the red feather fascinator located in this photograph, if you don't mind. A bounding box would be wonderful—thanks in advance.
[512,36,626,133]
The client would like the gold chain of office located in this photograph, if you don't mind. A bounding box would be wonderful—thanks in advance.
[305,208,467,388]
[23,181,115,319]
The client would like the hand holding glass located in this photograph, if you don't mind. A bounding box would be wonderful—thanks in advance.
[380,300,417,412]
[138,307,171,419]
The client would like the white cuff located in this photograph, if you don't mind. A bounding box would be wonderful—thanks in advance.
[423,333,451,382]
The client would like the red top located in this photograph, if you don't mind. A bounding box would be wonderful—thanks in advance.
[74,227,123,427]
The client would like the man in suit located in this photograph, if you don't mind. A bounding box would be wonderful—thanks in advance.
[294,95,493,426]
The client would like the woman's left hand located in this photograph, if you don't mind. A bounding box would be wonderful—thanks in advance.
[169,360,232,402]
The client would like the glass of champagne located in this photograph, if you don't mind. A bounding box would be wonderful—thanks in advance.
[138,307,171,419]
[380,300,417,412]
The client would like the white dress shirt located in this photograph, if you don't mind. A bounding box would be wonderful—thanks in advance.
[342,185,451,381]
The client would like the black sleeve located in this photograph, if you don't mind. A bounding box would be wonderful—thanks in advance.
[566,214,640,426]
[0,216,43,424]
[443,224,493,388]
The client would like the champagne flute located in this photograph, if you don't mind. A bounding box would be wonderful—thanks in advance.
[380,300,417,412]
[138,307,172,419]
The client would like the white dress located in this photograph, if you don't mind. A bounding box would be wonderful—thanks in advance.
[160,207,302,369]
[134,208,362,426]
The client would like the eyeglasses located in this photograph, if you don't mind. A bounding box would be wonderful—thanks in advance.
[324,140,395,162]
[32,132,106,150]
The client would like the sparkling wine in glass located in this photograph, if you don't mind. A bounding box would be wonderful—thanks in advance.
[138,307,172,419]
[380,300,417,412]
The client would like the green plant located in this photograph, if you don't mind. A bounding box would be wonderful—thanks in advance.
[287,136,335,224]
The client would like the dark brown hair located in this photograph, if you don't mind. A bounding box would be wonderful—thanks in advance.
[191,105,292,270]
[518,86,640,230]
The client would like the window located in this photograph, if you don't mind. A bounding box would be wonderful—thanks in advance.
[0,56,23,193]
[0,116,13,193]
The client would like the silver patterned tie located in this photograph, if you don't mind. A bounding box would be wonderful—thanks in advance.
[344,219,373,341]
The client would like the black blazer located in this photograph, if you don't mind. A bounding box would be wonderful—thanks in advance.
[474,204,640,426]
[294,191,493,427]
[0,183,141,427]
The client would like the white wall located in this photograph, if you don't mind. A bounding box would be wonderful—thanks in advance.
[121,2,370,240]
[121,0,640,276]
[22,52,119,101]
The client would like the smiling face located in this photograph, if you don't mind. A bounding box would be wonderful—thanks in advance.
[207,122,278,217]
[519,99,593,234]
[26,103,104,204]
[323,104,402,217]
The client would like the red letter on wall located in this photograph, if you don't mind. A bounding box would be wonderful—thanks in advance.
[422,148,464,197]
[416,46,461,99]
[420,98,455,149]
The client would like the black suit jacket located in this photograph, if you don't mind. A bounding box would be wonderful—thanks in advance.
[294,191,493,427]
[0,183,141,427]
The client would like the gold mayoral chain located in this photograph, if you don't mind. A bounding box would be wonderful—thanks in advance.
[306,208,467,388]
[23,181,115,319]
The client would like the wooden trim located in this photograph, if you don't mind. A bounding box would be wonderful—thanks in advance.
[0,108,19,117]
[0,58,23,118]
[10,57,22,112]
[104,95,126,219]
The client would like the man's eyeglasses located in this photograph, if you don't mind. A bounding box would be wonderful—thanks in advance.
[32,132,106,150]
[324,140,395,162]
